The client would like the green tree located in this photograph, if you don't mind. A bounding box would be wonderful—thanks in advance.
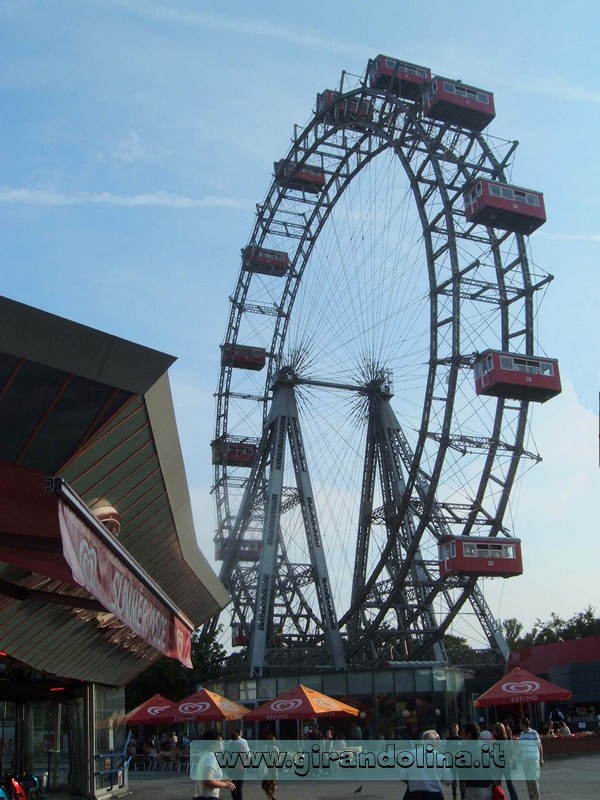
[504,606,600,650]
[190,625,229,682]
[561,606,600,639]
[125,625,227,709]
[502,618,524,649]
[531,612,566,645]
[125,652,190,710]
[443,633,477,663]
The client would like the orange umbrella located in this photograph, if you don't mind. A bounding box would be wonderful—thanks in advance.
[337,695,373,717]
[474,667,572,707]
[168,689,250,722]
[124,693,176,725]
[244,684,359,722]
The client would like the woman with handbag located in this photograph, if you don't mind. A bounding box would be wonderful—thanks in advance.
[492,723,519,800]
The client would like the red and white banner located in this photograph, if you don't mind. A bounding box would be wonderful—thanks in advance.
[58,500,192,667]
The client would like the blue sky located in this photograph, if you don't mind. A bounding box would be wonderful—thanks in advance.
[2,0,599,644]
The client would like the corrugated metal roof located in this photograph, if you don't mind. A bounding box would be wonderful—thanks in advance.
[0,570,157,684]
[0,296,229,686]
[61,378,228,627]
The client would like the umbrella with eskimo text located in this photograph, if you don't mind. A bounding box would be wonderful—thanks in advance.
[243,684,359,722]
[166,688,251,722]
[473,666,572,708]
[123,693,177,725]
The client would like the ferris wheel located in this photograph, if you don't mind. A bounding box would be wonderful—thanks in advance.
[211,56,560,677]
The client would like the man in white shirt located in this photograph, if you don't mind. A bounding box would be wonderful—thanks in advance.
[519,717,543,800]
[404,729,452,799]
[226,730,250,800]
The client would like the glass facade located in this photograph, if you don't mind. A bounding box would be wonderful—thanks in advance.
[0,666,130,799]
[215,664,470,740]
[93,685,128,797]
[0,687,86,794]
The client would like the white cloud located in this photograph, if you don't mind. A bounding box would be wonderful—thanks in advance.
[0,186,251,209]
[113,0,367,58]
[111,132,153,164]
[517,382,597,528]
[538,232,600,243]
[482,379,600,631]
[530,76,600,105]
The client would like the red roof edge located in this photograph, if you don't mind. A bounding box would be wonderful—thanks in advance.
[508,637,600,673]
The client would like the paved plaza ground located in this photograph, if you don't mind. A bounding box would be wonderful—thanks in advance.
[128,753,600,800]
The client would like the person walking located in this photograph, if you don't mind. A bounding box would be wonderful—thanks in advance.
[461,723,494,800]
[261,734,279,800]
[492,722,518,800]
[518,717,543,800]
[191,730,236,800]
[404,730,451,800]
[226,731,248,800]
[446,722,466,800]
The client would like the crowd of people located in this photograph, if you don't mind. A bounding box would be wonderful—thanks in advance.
[420,717,545,800]
[135,713,563,800]
[126,730,191,769]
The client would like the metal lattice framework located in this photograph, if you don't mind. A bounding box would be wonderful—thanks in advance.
[210,64,551,676]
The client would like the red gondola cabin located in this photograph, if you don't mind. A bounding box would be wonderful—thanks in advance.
[231,622,249,647]
[439,536,523,578]
[464,179,546,234]
[316,89,372,127]
[474,350,561,403]
[221,343,266,371]
[367,55,431,99]
[275,159,326,194]
[211,437,258,467]
[215,537,262,562]
[242,246,290,277]
[422,77,495,131]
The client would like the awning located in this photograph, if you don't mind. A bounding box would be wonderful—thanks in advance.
[0,463,193,667]
[0,296,229,686]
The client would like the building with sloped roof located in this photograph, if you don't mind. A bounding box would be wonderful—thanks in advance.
[0,296,229,798]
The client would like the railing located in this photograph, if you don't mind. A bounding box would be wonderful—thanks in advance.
[94,732,131,793]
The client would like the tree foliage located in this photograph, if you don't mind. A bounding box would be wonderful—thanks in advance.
[442,633,477,662]
[503,606,600,650]
[502,618,523,649]
[125,625,227,710]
